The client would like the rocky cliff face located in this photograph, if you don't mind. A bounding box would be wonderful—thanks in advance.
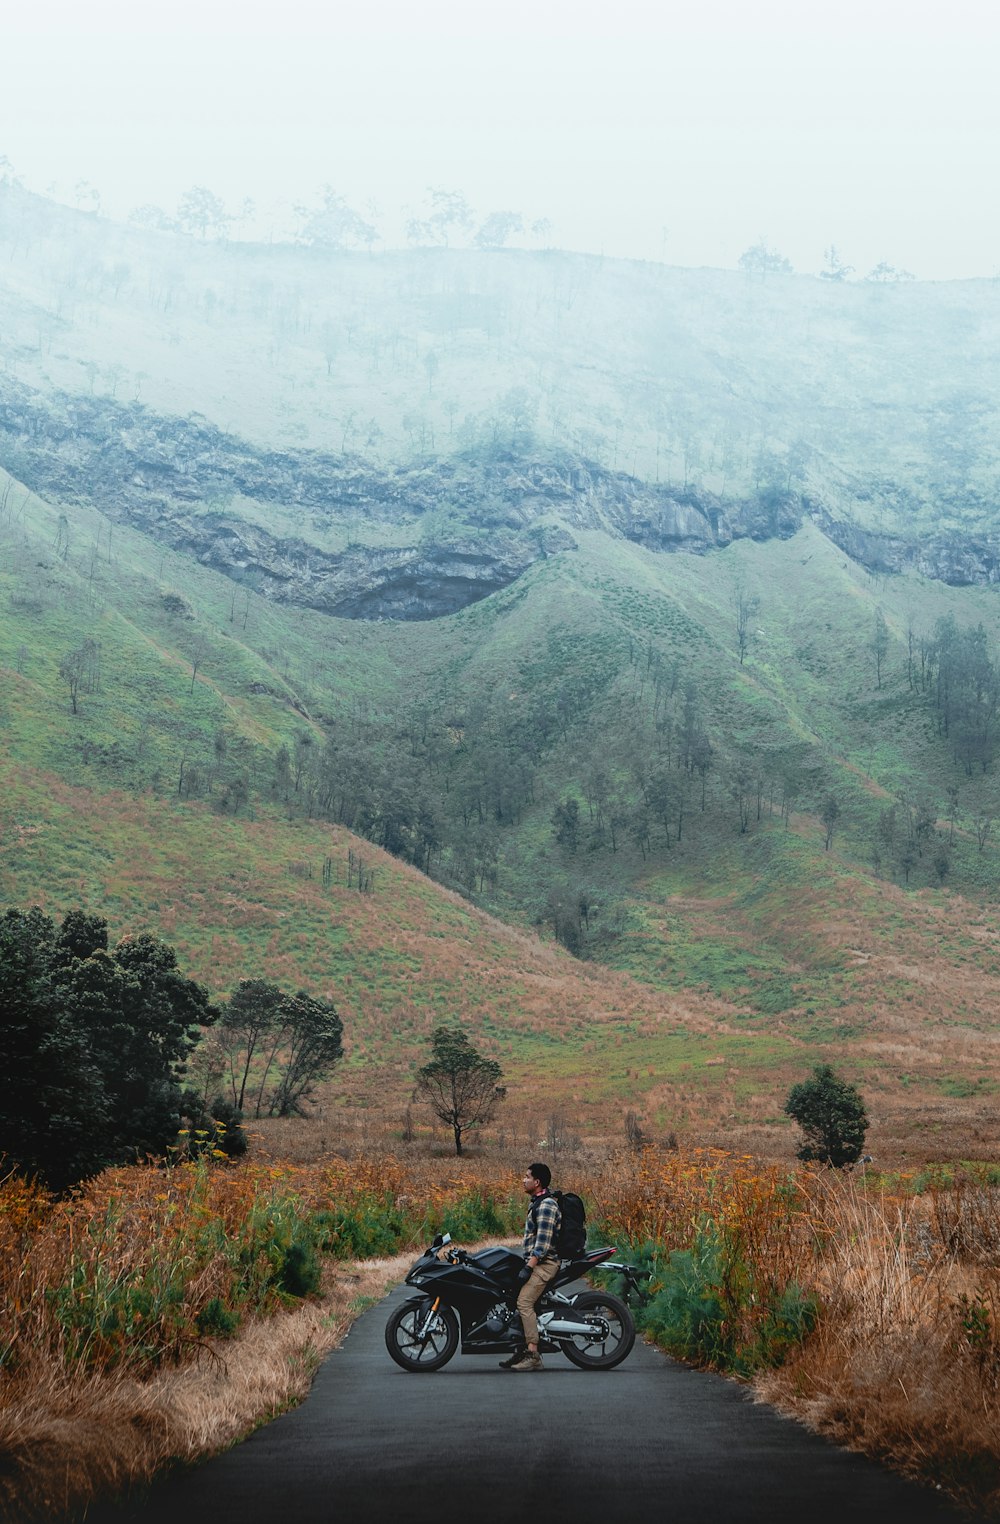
[0,376,990,617]
[812,509,1000,586]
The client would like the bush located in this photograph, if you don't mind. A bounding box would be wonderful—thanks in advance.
[783,1063,869,1167]
[179,1091,248,1160]
[313,1196,407,1259]
[608,1226,817,1376]
[196,1297,240,1337]
[437,1189,512,1240]
[274,1238,322,1298]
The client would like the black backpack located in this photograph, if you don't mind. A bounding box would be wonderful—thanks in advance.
[532,1189,587,1259]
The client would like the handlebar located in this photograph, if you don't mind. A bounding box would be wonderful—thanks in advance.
[600,1261,652,1303]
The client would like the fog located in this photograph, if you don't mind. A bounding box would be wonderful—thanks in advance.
[4,0,999,278]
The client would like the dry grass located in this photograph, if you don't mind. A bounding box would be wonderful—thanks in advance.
[4,1150,1000,1518]
[753,1173,1000,1512]
[581,1148,1000,1511]
[0,1154,522,1522]
[0,1252,408,1523]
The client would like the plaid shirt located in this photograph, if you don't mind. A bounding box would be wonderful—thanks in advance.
[523,1191,561,1262]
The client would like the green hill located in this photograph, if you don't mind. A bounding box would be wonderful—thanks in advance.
[3,189,1000,1162]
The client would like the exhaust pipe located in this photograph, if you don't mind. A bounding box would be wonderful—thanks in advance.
[537,1316,602,1338]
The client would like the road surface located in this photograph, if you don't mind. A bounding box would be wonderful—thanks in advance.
[87,1283,965,1524]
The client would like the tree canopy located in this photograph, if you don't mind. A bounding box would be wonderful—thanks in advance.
[783,1063,869,1167]
[416,1025,506,1155]
[216,979,343,1118]
[0,908,215,1189]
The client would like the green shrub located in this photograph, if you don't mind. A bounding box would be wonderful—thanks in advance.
[196,1297,240,1337]
[313,1196,407,1259]
[438,1189,514,1240]
[274,1238,322,1298]
[606,1225,817,1377]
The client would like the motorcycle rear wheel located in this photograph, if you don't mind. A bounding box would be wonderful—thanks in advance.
[385,1296,459,1372]
[559,1290,635,1370]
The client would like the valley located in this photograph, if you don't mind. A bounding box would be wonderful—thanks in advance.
[2,183,1000,1164]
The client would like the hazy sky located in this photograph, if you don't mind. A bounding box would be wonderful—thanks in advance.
[4,0,999,279]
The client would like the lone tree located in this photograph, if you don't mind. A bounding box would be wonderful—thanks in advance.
[731,582,760,666]
[820,793,841,850]
[738,240,793,279]
[416,1025,506,1155]
[783,1064,869,1167]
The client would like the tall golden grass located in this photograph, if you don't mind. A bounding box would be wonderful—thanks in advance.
[0,1154,517,1522]
[595,1149,1000,1511]
[756,1171,1000,1511]
[2,1150,999,1518]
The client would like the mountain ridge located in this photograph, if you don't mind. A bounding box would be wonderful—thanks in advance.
[3,181,999,539]
[5,375,1000,625]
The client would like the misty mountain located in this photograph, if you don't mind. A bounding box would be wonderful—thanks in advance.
[3,181,1000,554]
[4,184,1000,1135]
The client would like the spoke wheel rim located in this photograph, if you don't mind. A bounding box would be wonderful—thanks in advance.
[396,1308,449,1363]
[570,1302,626,1360]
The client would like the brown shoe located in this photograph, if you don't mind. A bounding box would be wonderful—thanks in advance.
[498,1349,527,1369]
[511,1353,543,1372]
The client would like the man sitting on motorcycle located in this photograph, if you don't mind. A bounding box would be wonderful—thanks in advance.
[502,1162,562,1373]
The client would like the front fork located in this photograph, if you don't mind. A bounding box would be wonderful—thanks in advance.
[417,1296,443,1343]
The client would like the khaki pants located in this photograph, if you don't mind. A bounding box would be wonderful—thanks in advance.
[516,1259,560,1346]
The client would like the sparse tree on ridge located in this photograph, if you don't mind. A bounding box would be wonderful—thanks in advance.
[474,211,524,250]
[872,607,890,689]
[820,793,840,850]
[732,582,760,666]
[820,245,854,281]
[867,261,915,283]
[407,187,474,246]
[128,203,175,232]
[416,1025,506,1156]
[295,187,378,250]
[58,638,100,714]
[176,186,232,240]
[738,240,793,279]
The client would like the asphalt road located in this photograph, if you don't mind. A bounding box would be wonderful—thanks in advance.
[86,1284,966,1524]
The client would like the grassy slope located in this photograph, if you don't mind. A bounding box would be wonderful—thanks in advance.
[4,466,1000,1161]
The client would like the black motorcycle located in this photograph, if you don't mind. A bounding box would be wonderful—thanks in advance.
[384,1232,636,1372]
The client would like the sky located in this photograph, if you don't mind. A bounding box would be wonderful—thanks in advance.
[3,0,999,279]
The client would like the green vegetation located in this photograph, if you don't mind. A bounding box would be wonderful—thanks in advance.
[3,207,1000,1141]
[782,1064,870,1167]
[5,459,1000,1130]
[617,1227,817,1376]
[0,907,214,1188]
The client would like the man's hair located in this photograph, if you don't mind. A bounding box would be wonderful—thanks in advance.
[528,1162,551,1188]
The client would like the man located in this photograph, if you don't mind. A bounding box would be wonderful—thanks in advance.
[501,1162,562,1373]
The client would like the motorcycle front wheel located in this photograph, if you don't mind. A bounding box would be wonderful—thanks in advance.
[559,1290,635,1370]
[385,1296,459,1372]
